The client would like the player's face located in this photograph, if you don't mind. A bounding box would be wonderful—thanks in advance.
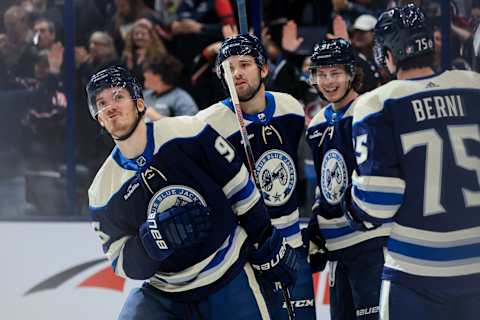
[96,87,142,137]
[314,65,350,102]
[226,55,267,101]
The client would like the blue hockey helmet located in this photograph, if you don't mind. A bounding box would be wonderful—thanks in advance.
[309,38,357,86]
[373,4,434,67]
[215,33,268,79]
[86,65,143,119]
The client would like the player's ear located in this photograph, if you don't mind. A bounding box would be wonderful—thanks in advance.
[260,63,269,80]
[136,99,146,112]
[97,116,105,128]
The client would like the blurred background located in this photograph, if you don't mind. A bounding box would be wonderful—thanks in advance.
[0,0,478,318]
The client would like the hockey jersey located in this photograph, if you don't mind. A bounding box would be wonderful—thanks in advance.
[196,91,305,248]
[351,70,480,287]
[306,101,390,260]
[88,117,269,300]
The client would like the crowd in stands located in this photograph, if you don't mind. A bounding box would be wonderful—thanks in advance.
[0,0,478,218]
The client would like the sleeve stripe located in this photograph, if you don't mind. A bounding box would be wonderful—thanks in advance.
[222,165,249,199]
[352,171,405,194]
[105,236,130,276]
[229,179,256,204]
[352,189,400,220]
[233,189,261,216]
[353,186,404,206]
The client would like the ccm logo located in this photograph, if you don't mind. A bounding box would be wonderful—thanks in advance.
[282,299,315,308]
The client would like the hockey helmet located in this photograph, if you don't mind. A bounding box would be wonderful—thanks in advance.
[215,34,268,79]
[86,65,143,119]
[373,4,434,66]
[309,38,357,85]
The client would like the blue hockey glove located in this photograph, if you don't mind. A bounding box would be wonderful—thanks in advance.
[341,186,379,231]
[250,227,298,287]
[301,219,328,272]
[139,203,212,261]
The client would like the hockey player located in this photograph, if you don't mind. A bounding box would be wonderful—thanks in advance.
[196,34,316,320]
[346,4,480,320]
[86,65,297,320]
[305,38,391,320]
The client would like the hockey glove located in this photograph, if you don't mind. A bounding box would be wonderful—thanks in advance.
[139,203,212,261]
[301,218,328,272]
[341,186,379,231]
[250,226,298,287]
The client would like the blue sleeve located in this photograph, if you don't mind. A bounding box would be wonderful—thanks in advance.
[196,124,271,239]
[350,107,405,224]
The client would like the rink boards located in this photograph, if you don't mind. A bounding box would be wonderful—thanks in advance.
[0,222,331,319]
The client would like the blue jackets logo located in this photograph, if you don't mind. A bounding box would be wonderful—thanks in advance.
[321,149,348,205]
[148,185,207,214]
[256,149,296,206]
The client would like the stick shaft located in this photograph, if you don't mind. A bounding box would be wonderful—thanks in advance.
[221,60,295,320]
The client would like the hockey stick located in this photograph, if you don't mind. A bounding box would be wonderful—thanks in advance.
[221,60,296,320]
[236,0,248,34]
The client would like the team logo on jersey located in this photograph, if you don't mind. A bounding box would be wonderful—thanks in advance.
[321,149,348,205]
[147,185,207,215]
[256,149,296,206]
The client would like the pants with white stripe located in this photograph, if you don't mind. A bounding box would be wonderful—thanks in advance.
[380,280,480,320]
[118,263,271,320]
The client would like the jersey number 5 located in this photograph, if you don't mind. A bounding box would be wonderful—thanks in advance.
[401,124,480,216]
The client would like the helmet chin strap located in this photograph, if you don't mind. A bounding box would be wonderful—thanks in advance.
[112,102,145,141]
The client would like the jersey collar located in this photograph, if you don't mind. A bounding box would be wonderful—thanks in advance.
[324,100,354,124]
[221,92,276,125]
[112,122,155,171]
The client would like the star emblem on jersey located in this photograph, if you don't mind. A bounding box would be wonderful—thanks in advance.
[321,149,348,205]
[255,149,296,206]
[148,185,207,215]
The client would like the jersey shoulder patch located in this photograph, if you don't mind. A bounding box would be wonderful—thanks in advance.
[269,91,305,118]
[195,103,239,137]
[88,157,136,208]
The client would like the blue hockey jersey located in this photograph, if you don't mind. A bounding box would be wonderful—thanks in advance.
[88,117,269,300]
[306,101,390,259]
[351,70,480,287]
[196,92,305,248]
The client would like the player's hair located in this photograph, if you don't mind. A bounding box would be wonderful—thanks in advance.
[393,49,435,71]
[143,54,183,86]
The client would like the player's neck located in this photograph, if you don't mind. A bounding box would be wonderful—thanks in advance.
[116,121,148,159]
[332,90,358,111]
[240,88,266,115]
[396,67,435,80]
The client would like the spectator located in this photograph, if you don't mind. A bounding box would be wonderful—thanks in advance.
[3,5,36,82]
[106,0,162,53]
[32,17,56,50]
[143,54,198,120]
[350,14,383,91]
[122,17,167,83]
